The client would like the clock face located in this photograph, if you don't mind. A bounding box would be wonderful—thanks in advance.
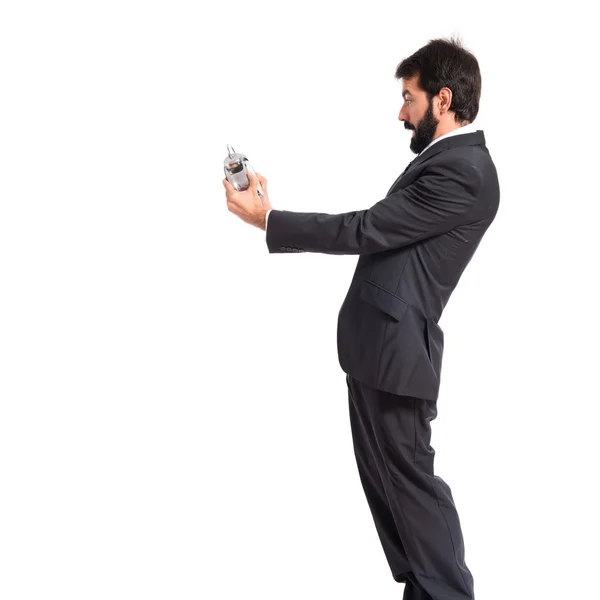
[226,161,243,174]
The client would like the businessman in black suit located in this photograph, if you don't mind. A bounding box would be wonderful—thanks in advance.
[224,37,499,600]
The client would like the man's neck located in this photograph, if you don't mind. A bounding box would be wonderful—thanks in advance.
[433,120,471,140]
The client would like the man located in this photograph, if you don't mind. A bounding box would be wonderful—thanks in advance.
[223,36,499,600]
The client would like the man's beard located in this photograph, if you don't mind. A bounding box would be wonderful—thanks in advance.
[408,100,439,155]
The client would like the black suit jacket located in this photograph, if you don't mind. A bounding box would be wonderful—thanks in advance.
[265,130,500,400]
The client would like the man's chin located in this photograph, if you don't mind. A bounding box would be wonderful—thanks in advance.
[409,135,430,155]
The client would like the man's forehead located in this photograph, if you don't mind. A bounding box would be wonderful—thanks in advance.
[402,76,420,97]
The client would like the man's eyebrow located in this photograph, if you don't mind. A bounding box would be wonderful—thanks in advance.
[402,90,413,98]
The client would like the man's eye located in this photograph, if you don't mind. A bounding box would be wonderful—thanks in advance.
[405,99,412,106]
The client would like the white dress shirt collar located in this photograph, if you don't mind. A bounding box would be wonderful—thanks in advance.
[417,122,478,158]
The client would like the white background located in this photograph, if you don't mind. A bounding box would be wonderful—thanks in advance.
[1,1,598,599]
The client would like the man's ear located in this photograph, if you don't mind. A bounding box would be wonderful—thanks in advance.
[438,87,453,115]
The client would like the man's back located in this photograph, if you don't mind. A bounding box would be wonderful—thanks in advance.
[336,130,500,400]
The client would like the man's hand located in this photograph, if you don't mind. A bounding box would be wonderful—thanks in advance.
[223,171,273,231]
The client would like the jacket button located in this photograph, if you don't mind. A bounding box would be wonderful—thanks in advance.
[280,246,286,251]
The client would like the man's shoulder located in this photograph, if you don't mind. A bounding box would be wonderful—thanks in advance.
[426,139,494,175]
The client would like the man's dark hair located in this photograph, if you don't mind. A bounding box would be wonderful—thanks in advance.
[395,36,481,124]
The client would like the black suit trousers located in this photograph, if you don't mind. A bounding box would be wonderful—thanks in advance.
[346,374,475,600]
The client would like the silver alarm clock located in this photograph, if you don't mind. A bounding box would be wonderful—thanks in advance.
[223,144,264,196]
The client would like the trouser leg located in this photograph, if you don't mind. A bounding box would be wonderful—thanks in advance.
[346,374,474,600]
[347,375,413,582]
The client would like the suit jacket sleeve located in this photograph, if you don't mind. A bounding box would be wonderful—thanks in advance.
[266,156,483,255]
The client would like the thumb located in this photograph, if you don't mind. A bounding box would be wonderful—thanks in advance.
[247,170,258,189]
[256,172,267,190]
